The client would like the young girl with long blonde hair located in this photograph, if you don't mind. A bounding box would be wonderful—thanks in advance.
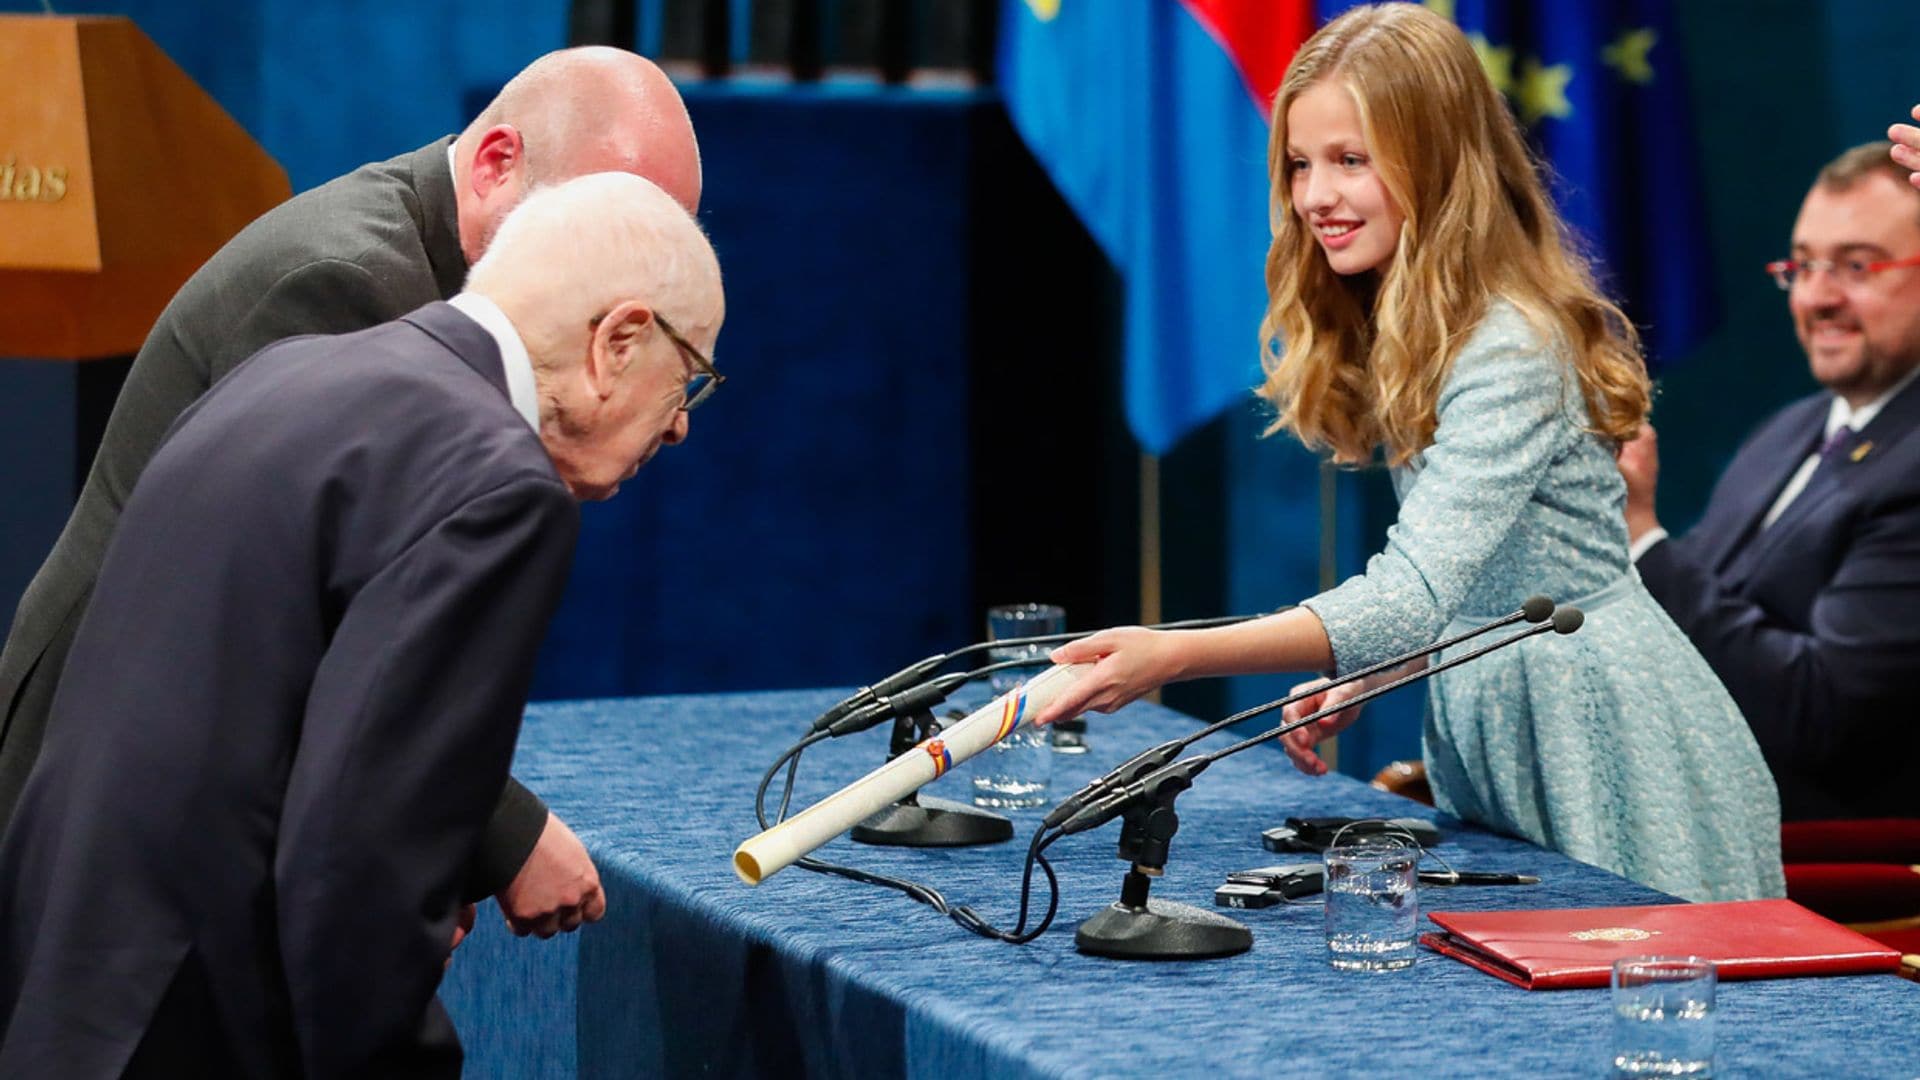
[1037,2,1782,902]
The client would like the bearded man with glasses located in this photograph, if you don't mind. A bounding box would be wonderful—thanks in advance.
[1614,141,1920,822]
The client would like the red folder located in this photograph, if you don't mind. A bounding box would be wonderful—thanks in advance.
[1421,899,1901,989]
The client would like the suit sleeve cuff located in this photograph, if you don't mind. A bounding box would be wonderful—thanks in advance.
[1628,527,1669,564]
[463,776,549,901]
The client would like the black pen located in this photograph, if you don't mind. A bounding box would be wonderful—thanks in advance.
[1418,870,1538,886]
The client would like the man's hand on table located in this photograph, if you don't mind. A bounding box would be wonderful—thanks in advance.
[497,811,607,939]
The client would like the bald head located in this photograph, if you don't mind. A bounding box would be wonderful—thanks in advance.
[453,48,702,263]
[468,171,721,349]
[467,172,724,500]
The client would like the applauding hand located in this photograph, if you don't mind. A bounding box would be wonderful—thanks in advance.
[1891,105,1920,190]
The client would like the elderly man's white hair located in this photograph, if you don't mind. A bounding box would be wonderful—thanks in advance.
[466,171,721,361]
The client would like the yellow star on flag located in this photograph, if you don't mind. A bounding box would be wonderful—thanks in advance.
[1423,0,1457,20]
[1603,28,1658,85]
[1468,32,1515,94]
[1516,57,1574,125]
[1025,0,1061,21]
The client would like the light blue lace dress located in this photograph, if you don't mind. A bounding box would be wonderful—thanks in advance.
[1301,301,1785,902]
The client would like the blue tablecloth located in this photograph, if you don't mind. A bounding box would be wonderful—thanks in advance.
[441,691,1920,1078]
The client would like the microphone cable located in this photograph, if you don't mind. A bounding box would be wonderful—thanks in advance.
[748,630,1167,933]
[752,725,1063,942]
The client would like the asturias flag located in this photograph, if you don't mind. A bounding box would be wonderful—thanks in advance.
[1318,0,1717,369]
[997,0,1314,455]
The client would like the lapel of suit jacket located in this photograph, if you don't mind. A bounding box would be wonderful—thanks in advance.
[407,137,469,301]
[1754,371,1920,549]
[1701,395,1826,574]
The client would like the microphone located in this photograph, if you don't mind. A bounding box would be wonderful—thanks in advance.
[1058,606,1584,837]
[826,673,972,738]
[1041,595,1558,830]
[811,655,951,733]
[808,612,1269,735]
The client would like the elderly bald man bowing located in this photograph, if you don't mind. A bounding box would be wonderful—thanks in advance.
[0,172,724,1078]
[0,47,699,939]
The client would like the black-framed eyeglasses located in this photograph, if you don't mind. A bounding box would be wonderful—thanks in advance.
[652,312,724,411]
[1764,253,1920,291]
[591,309,725,411]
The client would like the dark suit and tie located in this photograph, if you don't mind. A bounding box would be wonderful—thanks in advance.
[0,304,580,1076]
[1637,375,1920,819]
[1628,148,1920,822]
[0,156,722,1074]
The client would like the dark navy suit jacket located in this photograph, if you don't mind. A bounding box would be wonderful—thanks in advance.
[1639,376,1920,821]
[0,304,579,1078]
[0,141,555,900]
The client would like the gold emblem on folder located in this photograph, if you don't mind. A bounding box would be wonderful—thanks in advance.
[1569,927,1660,942]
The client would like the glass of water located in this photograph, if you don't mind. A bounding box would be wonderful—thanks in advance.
[971,603,1062,809]
[1610,957,1715,1077]
[1322,836,1419,971]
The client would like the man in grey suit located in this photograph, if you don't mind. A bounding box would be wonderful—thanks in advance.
[0,171,725,1077]
[0,46,700,935]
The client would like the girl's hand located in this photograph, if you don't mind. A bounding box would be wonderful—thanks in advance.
[1278,677,1368,776]
[1029,627,1184,728]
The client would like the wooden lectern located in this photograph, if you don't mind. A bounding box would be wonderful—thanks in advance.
[0,14,290,359]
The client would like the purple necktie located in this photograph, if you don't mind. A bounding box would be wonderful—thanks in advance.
[1819,426,1861,466]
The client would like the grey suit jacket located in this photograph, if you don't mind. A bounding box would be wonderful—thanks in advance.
[0,140,548,893]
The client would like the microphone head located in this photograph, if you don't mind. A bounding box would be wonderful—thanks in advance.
[1551,607,1584,635]
[1521,595,1555,623]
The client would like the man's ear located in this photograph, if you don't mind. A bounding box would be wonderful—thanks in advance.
[466,124,525,200]
[585,302,652,399]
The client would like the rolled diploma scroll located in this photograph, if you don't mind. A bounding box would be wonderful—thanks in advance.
[733,662,1090,885]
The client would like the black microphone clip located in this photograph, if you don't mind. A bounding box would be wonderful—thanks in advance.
[811,653,950,734]
[825,671,972,738]
[1058,755,1211,840]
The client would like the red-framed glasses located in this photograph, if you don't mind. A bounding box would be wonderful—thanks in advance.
[1764,254,1920,291]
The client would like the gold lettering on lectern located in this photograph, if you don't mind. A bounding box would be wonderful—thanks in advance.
[0,159,71,202]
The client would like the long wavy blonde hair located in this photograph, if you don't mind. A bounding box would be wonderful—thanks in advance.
[1258,3,1648,466]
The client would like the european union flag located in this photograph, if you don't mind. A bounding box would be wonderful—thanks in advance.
[1320,0,1717,369]
[997,0,1311,454]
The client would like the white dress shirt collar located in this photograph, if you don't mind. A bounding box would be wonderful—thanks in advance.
[446,292,540,433]
[1825,363,1920,440]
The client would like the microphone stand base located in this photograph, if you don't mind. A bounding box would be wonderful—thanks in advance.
[850,795,1013,847]
[1074,899,1253,960]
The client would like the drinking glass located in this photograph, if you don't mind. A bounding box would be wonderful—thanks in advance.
[1610,956,1715,1077]
[970,603,1061,809]
[1322,836,1419,971]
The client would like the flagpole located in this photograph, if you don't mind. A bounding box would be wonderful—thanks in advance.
[1318,459,1339,771]
[1140,449,1162,703]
